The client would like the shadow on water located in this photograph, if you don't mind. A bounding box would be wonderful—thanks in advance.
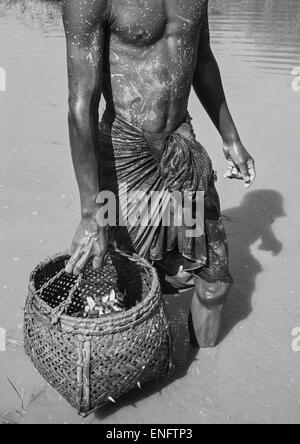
[95,189,285,420]
[220,189,285,340]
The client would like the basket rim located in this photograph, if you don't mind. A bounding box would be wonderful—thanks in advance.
[28,251,161,331]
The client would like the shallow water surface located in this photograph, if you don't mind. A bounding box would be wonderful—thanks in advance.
[0,0,300,425]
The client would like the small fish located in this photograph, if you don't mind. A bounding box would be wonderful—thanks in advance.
[86,297,96,311]
[102,294,110,304]
[109,289,116,302]
[96,307,105,316]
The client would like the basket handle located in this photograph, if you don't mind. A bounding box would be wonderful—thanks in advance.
[34,264,82,325]
[34,248,154,325]
[113,248,153,269]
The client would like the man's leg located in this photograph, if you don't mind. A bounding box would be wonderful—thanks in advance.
[189,276,231,348]
[188,178,233,348]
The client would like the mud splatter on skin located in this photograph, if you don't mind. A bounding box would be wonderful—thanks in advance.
[107,0,207,130]
[63,0,207,131]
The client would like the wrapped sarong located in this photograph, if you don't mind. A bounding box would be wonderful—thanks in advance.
[98,111,232,284]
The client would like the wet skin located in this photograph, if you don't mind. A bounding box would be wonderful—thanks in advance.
[103,0,207,132]
[62,0,256,275]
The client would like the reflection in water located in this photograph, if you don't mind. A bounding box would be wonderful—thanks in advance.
[0,0,299,76]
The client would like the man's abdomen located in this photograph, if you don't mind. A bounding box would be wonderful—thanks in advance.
[103,39,198,134]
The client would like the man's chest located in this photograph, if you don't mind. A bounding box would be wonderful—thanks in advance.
[108,0,207,45]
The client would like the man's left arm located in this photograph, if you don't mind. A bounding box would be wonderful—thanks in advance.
[193,2,256,188]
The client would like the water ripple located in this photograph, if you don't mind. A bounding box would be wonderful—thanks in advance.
[0,0,299,78]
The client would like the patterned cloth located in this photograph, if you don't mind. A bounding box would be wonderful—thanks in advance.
[98,111,233,284]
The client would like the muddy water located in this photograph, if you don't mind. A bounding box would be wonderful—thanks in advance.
[0,0,300,424]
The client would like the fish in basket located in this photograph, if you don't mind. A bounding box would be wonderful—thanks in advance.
[24,249,173,416]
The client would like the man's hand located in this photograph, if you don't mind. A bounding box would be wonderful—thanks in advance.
[66,217,108,276]
[223,140,256,188]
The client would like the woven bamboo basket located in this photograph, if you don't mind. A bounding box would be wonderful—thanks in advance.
[24,249,173,416]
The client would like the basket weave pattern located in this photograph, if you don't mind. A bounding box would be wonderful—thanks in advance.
[24,251,173,416]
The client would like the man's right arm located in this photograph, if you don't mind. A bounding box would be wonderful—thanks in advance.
[63,0,108,275]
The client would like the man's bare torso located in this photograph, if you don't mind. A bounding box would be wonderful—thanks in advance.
[101,0,207,133]
[64,0,256,304]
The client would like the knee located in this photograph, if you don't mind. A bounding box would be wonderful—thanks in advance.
[194,276,232,306]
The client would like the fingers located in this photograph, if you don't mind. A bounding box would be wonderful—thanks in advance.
[246,159,256,188]
[66,237,94,275]
[224,158,256,188]
[73,239,94,276]
[224,164,243,180]
[93,255,105,270]
[68,232,90,257]
[223,142,256,188]
[66,236,107,275]
[224,164,233,179]
[239,162,251,186]
[65,245,84,274]
[241,159,256,188]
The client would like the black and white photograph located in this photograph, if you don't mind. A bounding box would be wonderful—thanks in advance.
[0,0,299,426]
